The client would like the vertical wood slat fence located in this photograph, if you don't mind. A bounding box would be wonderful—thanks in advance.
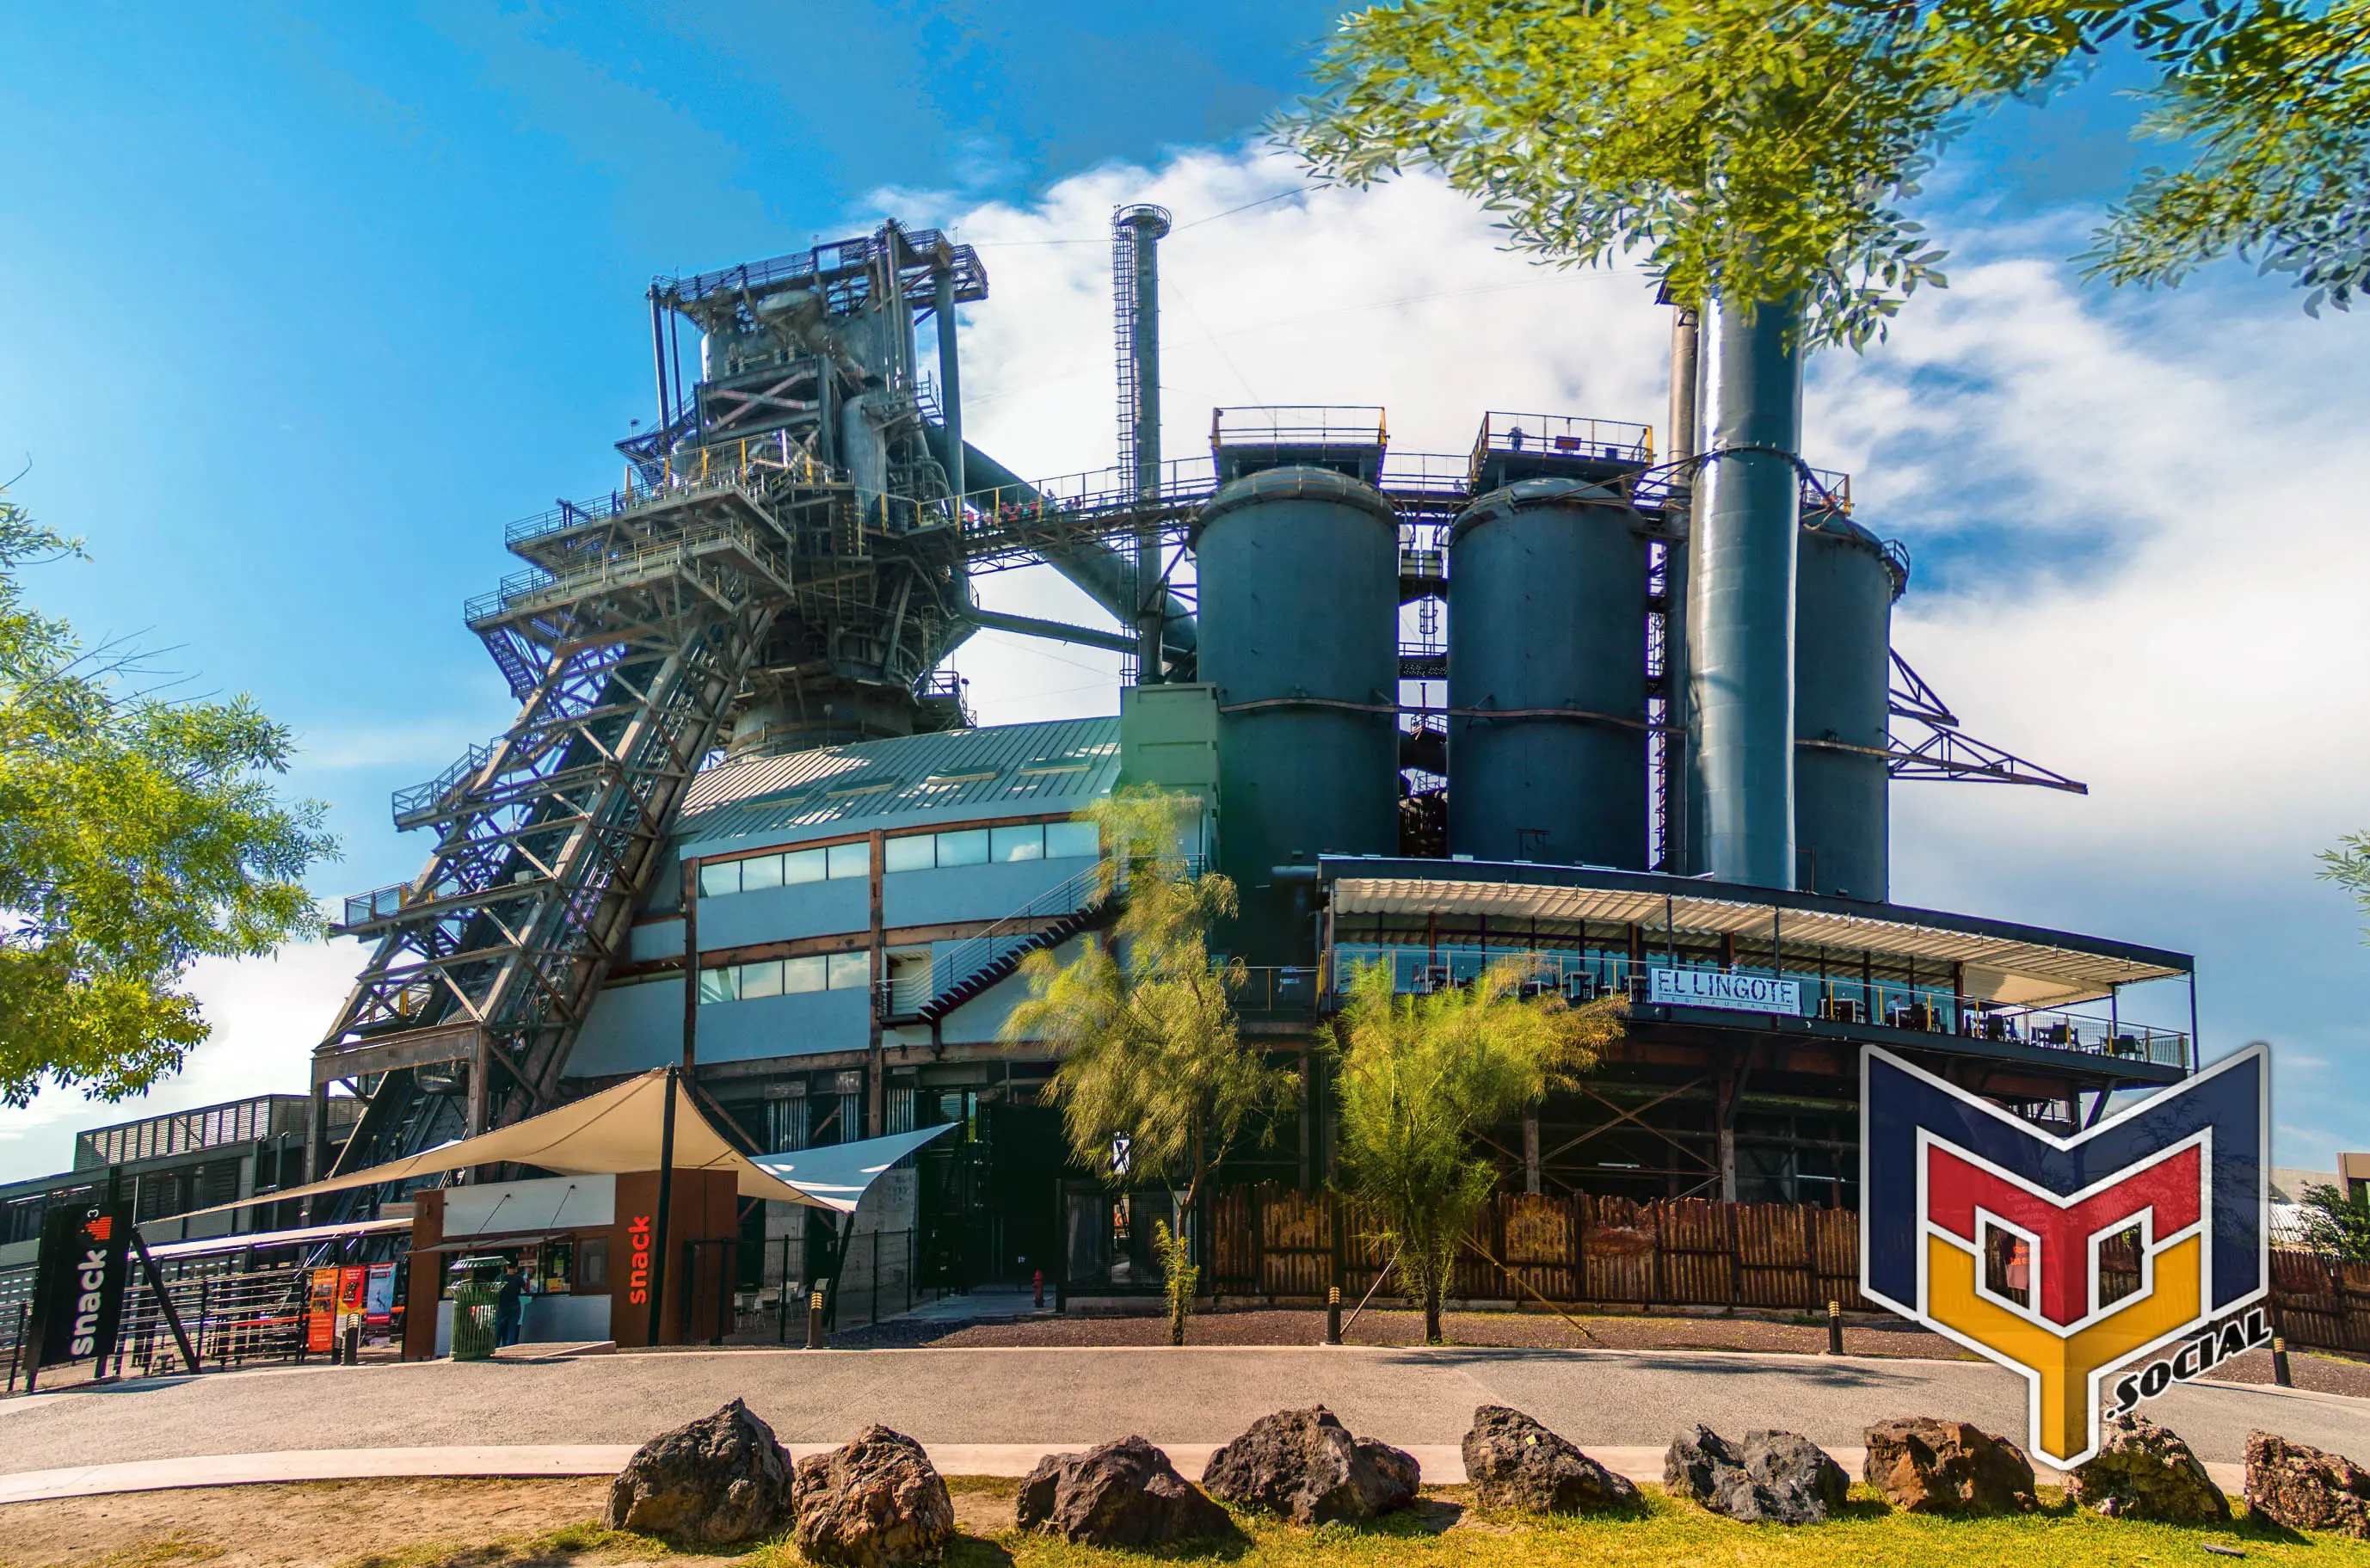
[1210,1185,1868,1315]
[1210,1184,2370,1354]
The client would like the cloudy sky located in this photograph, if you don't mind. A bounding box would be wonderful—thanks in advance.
[1,3,2363,1181]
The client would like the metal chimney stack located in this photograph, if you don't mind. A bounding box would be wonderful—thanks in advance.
[1113,204,1173,684]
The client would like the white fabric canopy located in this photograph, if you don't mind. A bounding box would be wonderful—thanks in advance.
[187,1068,846,1217]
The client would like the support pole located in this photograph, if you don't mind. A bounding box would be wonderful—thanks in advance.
[649,289,670,437]
[1694,292,1804,889]
[649,1067,679,1345]
[130,1231,200,1378]
[1665,302,1701,874]
[681,860,699,1072]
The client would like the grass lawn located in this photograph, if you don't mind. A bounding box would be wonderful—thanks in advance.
[905,1480,2369,1568]
[18,1478,2370,1568]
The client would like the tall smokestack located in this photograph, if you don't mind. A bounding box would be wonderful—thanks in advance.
[1693,294,1804,889]
[1114,204,1173,684]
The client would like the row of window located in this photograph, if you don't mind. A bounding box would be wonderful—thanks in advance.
[698,951,871,1004]
[883,820,1099,871]
[696,820,1100,898]
[698,840,870,898]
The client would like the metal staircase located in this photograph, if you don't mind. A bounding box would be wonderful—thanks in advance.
[883,863,1123,1025]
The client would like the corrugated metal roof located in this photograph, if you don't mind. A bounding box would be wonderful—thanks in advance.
[679,716,1120,852]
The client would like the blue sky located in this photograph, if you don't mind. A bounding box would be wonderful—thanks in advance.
[2,4,2364,1179]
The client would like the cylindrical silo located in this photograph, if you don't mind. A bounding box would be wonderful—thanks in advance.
[1447,479,1650,868]
[1193,466,1400,962]
[1794,507,1902,901]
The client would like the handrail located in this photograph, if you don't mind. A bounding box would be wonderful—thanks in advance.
[926,861,1113,999]
[391,738,502,825]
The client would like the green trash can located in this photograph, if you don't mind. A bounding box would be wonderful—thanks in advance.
[448,1254,508,1362]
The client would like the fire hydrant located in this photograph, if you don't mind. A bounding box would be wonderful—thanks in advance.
[1032,1270,1044,1310]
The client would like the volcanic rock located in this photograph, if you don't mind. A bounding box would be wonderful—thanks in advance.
[1862,1417,2038,1515]
[2244,1430,2370,1538]
[602,1398,795,1545]
[791,1424,954,1567]
[1016,1436,1234,1545]
[1462,1405,1641,1515]
[2067,1412,2229,1522]
[1201,1405,1419,1524]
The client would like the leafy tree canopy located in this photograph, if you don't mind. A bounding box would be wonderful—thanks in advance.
[0,495,336,1108]
[2088,0,2370,312]
[1281,0,2262,347]
[2293,1181,2370,1264]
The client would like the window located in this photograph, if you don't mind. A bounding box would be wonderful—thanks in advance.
[738,960,785,999]
[741,854,784,892]
[783,847,828,884]
[992,824,1045,862]
[699,968,739,1004]
[827,951,871,989]
[936,828,989,866]
[576,1237,609,1290]
[1045,821,1099,859]
[699,861,741,898]
[825,841,870,880]
[783,955,828,994]
[883,834,935,873]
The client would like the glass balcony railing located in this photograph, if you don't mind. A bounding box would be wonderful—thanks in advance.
[1321,944,2188,1071]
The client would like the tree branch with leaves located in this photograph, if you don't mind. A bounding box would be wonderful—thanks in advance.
[0,495,337,1108]
[1003,784,1290,1344]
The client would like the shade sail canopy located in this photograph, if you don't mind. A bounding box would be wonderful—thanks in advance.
[751,1122,957,1210]
[147,1215,411,1260]
[186,1069,870,1218]
[1326,862,2190,1009]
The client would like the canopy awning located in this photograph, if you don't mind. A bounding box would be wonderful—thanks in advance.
[147,1215,411,1261]
[186,1069,951,1220]
[1324,861,2190,1009]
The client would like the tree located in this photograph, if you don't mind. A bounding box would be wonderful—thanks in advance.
[1327,958,1622,1344]
[2293,1181,2370,1265]
[1279,0,2174,347]
[0,495,336,1108]
[1003,784,1290,1344]
[2087,0,2370,313]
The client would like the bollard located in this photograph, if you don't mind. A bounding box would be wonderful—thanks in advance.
[806,1288,827,1350]
[343,1318,361,1366]
[1033,1270,1044,1311]
[1327,1285,1343,1346]
[1826,1300,1844,1356]
[2272,1335,2293,1387]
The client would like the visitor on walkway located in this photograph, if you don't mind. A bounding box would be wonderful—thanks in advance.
[496,1263,528,1348]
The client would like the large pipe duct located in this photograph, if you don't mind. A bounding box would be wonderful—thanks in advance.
[1114,206,1173,683]
[958,441,1199,672]
[1690,294,1804,889]
[1666,302,1702,875]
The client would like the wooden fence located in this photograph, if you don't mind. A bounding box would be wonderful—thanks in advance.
[1209,1184,2370,1355]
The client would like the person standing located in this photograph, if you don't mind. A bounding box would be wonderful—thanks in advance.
[495,1261,529,1348]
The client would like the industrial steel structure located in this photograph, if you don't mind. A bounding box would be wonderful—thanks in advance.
[306,207,2186,1292]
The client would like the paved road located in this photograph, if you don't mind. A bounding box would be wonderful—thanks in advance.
[2,1346,2361,1472]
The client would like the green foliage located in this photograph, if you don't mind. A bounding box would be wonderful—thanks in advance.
[1280,0,2206,348]
[1327,958,1621,1344]
[1154,1218,1199,1347]
[0,495,336,1108]
[2087,0,2370,313]
[2318,829,2370,938]
[1004,786,1290,1337]
[2295,1181,2370,1265]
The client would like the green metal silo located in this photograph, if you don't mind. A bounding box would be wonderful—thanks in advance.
[1193,466,1400,962]
[1793,507,1902,900]
[1447,479,1650,868]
